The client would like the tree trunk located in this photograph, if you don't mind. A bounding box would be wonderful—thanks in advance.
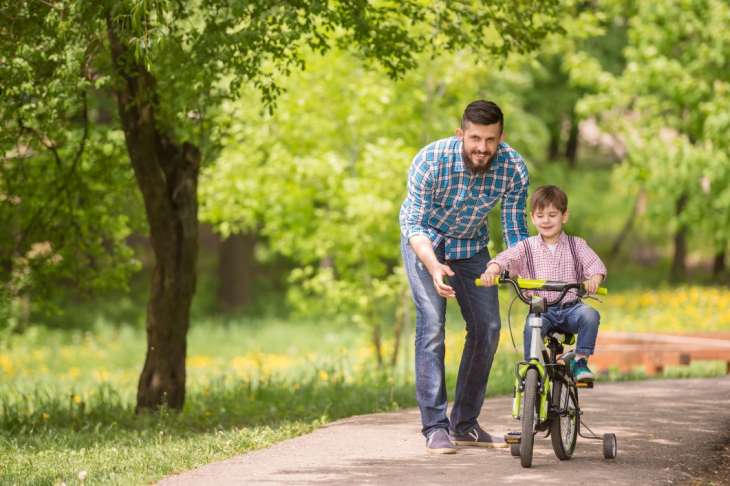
[390,287,411,368]
[565,109,579,168]
[108,18,199,412]
[547,124,561,161]
[610,189,645,259]
[713,248,726,279]
[371,321,383,368]
[670,193,688,283]
[217,232,256,312]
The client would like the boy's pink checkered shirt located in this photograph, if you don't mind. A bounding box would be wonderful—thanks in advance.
[490,232,607,304]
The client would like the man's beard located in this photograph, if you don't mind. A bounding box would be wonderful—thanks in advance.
[462,148,497,175]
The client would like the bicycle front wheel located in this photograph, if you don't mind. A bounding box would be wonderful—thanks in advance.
[520,368,539,468]
[550,379,578,460]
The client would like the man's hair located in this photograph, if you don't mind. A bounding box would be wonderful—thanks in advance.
[461,100,504,130]
[530,185,568,214]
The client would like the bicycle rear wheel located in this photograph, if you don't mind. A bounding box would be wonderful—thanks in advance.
[520,368,539,468]
[550,379,578,460]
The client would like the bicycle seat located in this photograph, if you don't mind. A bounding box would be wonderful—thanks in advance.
[546,332,575,346]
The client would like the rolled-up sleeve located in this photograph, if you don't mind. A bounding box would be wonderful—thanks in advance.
[489,241,527,276]
[577,237,607,279]
[402,149,435,241]
[501,159,529,248]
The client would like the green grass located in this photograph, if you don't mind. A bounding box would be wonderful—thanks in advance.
[3,285,730,485]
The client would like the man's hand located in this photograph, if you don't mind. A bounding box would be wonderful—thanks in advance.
[431,263,456,298]
[479,263,501,287]
[583,274,603,294]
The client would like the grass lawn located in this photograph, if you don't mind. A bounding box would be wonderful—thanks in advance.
[2,285,730,485]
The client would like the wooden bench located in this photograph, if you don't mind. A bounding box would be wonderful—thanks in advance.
[589,332,730,375]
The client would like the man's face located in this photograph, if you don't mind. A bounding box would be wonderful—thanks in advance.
[456,121,503,174]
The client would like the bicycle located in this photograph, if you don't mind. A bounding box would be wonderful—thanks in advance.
[476,271,617,468]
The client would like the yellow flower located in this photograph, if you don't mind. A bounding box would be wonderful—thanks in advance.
[42,412,50,421]
[187,355,214,369]
[0,355,14,376]
[72,394,82,404]
[318,370,329,382]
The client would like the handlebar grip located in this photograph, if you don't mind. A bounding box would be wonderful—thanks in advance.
[596,287,608,296]
[474,277,500,287]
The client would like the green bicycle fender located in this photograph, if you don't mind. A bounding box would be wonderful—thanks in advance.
[513,360,547,419]
[539,378,551,421]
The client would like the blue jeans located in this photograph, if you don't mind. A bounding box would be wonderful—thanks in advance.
[523,302,601,360]
[401,237,501,437]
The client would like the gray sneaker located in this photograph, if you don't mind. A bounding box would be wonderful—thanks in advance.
[426,428,457,454]
[450,425,508,448]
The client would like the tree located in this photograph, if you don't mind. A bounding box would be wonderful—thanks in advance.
[200,48,549,367]
[577,0,730,280]
[1,0,561,410]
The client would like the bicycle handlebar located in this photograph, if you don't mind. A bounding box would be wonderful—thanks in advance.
[474,273,607,306]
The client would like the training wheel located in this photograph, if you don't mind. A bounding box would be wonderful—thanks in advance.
[510,443,520,457]
[602,433,617,459]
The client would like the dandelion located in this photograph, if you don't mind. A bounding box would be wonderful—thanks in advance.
[42,412,50,421]
[72,394,82,405]
[78,470,87,483]
[0,355,14,376]
[318,370,329,382]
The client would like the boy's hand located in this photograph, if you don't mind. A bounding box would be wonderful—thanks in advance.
[479,263,501,287]
[583,274,603,294]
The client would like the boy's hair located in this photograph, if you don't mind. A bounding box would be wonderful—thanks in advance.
[461,100,503,131]
[530,185,568,213]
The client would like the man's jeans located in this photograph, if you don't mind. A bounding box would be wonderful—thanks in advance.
[523,302,600,360]
[401,237,501,437]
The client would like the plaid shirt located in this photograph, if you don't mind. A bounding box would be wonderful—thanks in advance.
[490,232,607,303]
[399,136,529,260]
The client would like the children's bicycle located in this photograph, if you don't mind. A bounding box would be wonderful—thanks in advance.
[476,271,617,468]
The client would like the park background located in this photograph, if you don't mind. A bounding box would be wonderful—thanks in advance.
[2,1,730,485]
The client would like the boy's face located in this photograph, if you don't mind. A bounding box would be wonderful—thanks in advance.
[531,204,569,240]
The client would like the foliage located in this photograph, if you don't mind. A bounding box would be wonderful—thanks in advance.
[200,48,551,363]
[577,0,730,262]
[0,2,143,323]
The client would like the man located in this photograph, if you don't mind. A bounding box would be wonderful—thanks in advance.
[399,100,529,454]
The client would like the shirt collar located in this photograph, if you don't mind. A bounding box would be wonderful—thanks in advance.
[538,231,567,247]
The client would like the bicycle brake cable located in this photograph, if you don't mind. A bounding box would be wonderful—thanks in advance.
[507,293,519,352]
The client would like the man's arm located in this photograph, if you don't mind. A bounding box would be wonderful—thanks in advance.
[402,149,435,242]
[501,157,529,248]
[409,234,455,298]
[402,147,455,298]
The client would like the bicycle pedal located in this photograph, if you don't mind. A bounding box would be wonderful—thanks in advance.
[576,381,594,389]
[504,432,521,444]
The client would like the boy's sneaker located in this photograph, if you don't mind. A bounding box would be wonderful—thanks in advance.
[450,425,508,448]
[426,428,456,454]
[570,358,594,382]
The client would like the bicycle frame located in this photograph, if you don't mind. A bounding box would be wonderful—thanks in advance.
[513,297,552,423]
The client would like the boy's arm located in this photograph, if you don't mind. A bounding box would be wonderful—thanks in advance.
[576,237,607,280]
[481,242,527,285]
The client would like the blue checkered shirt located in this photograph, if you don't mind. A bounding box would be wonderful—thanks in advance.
[399,136,529,260]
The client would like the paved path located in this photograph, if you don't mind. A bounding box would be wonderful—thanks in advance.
[159,377,730,485]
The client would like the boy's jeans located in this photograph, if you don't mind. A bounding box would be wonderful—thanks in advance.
[401,236,501,437]
[523,302,600,360]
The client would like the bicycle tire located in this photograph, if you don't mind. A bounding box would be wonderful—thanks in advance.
[550,379,578,460]
[520,368,539,468]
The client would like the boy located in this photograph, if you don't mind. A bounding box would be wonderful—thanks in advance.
[480,185,606,382]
